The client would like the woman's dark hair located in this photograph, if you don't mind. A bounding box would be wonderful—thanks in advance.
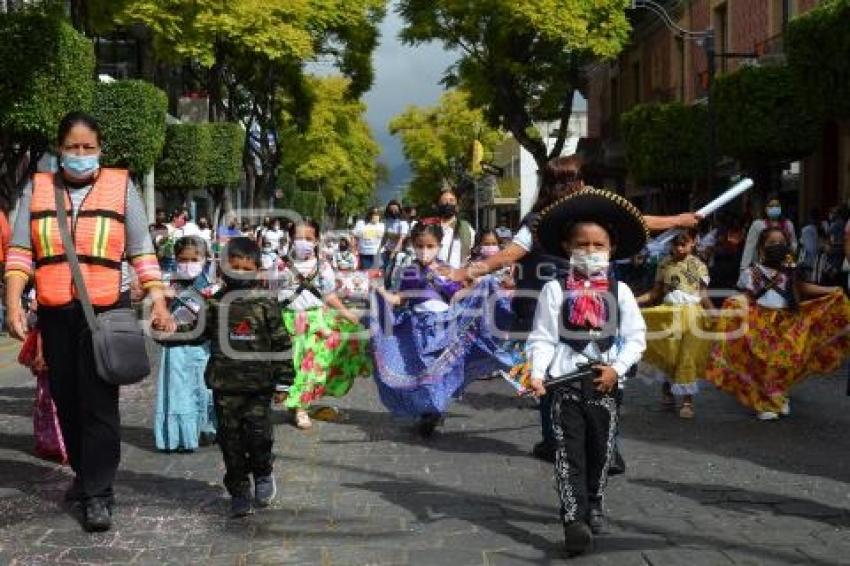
[409,221,443,244]
[385,200,402,215]
[174,235,208,258]
[224,237,261,268]
[57,111,102,147]
[534,155,584,213]
[288,218,321,240]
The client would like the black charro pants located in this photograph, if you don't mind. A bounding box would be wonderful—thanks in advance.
[39,302,121,503]
[551,386,618,524]
[213,392,274,497]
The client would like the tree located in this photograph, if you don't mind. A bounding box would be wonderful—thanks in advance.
[713,65,820,167]
[389,90,504,205]
[205,122,245,228]
[277,75,381,220]
[0,7,94,207]
[97,0,386,208]
[156,123,210,207]
[92,80,168,180]
[621,102,709,185]
[785,0,850,119]
[398,0,630,170]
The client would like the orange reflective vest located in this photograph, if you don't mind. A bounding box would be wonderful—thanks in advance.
[30,169,128,308]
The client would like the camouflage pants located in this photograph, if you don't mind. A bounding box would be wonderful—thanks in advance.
[213,392,274,496]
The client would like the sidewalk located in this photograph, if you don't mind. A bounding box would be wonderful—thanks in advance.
[0,336,849,565]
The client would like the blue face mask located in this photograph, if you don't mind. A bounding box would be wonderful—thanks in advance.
[766,206,782,220]
[61,153,100,179]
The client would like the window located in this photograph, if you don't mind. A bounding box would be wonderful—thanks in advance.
[713,4,729,73]
[772,0,796,33]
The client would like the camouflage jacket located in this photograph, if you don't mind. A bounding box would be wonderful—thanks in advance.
[203,288,291,393]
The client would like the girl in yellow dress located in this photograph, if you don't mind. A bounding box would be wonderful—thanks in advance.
[637,231,714,419]
[706,227,850,420]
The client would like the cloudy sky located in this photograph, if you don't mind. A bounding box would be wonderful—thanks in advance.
[363,4,457,203]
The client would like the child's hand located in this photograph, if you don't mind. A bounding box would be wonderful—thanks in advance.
[592,365,618,393]
[529,377,547,398]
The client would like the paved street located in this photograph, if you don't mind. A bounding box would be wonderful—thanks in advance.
[0,337,849,565]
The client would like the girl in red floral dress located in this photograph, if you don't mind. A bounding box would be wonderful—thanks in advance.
[274,219,371,430]
[706,227,850,420]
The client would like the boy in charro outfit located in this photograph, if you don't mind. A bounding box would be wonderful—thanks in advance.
[204,237,292,517]
[527,189,647,557]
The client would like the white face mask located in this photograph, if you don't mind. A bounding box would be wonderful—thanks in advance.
[766,206,782,220]
[415,247,439,265]
[569,250,609,275]
[177,261,204,279]
[480,245,500,258]
[293,238,315,260]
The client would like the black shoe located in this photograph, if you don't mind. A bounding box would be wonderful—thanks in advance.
[587,504,606,535]
[608,446,626,476]
[531,441,556,463]
[563,520,593,557]
[83,499,112,532]
[199,432,217,447]
[230,494,253,518]
[417,413,441,438]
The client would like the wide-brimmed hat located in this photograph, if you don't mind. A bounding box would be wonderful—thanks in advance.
[532,187,648,260]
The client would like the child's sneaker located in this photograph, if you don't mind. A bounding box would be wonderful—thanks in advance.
[587,503,606,534]
[757,411,779,421]
[230,493,253,518]
[563,520,593,557]
[294,409,312,430]
[678,402,695,419]
[254,475,276,507]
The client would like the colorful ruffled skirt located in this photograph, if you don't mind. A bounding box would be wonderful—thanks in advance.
[641,303,713,395]
[705,290,850,413]
[283,309,372,410]
[154,343,216,451]
[370,276,515,418]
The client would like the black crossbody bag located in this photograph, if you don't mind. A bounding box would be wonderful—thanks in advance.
[54,185,151,385]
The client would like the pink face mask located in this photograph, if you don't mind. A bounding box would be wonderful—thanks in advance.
[480,245,500,258]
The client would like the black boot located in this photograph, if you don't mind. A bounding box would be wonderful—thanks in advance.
[531,441,556,463]
[417,413,441,438]
[563,520,593,557]
[83,498,112,532]
[587,502,606,534]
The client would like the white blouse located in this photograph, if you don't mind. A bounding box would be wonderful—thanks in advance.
[527,280,647,386]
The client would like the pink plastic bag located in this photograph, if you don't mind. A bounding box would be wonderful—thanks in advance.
[19,332,68,465]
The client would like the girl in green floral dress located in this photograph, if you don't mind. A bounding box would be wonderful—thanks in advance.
[274,219,371,429]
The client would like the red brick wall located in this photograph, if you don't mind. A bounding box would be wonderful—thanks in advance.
[586,65,609,139]
[797,0,820,14]
[687,0,711,102]
[730,0,770,63]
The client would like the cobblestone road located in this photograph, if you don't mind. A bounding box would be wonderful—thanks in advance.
[0,337,849,565]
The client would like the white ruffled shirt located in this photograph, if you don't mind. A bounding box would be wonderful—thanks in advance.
[527,280,646,386]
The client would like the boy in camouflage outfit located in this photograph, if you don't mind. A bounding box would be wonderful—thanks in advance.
[204,237,291,517]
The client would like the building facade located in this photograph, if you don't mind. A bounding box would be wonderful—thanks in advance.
[584,0,848,222]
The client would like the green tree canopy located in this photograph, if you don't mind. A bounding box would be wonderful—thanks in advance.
[621,102,709,185]
[785,0,850,119]
[389,89,504,205]
[156,123,210,199]
[92,80,167,177]
[278,75,380,218]
[0,7,94,202]
[713,65,820,166]
[398,0,630,169]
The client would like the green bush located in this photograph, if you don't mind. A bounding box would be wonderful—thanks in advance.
[205,122,245,188]
[713,65,820,165]
[156,123,210,192]
[0,9,95,145]
[786,0,850,119]
[93,80,167,175]
[289,189,326,222]
[620,102,709,184]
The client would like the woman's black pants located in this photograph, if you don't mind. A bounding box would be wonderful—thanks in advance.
[39,302,120,503]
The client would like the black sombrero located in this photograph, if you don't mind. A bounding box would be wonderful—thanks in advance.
[532,187,648,260]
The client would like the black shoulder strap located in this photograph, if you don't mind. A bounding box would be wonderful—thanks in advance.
[278,261,323,309]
